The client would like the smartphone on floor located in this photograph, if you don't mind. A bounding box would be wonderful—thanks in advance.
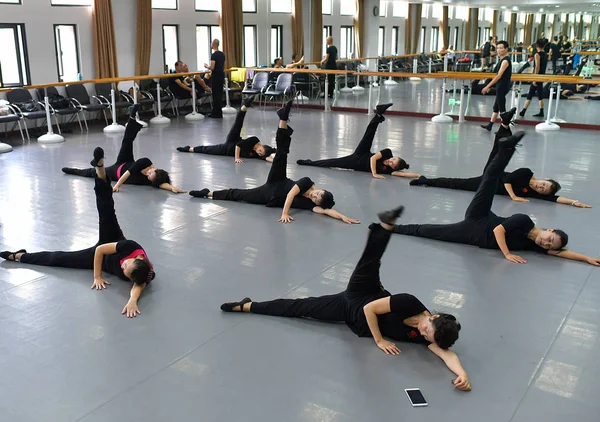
[405,388,428,407]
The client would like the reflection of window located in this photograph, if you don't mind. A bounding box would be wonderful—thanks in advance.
[430,27,440,52]
[518,28,524,43]
[452,26,459,49]
[421,4,430,18]
[504,11,511,23]
[0,0,21,3]
[432,3,443,20]
[152,0,177,9]
[391,26,399,54]
[502,28,507,41]
[455,6,468,21]
[421,26,426,53]
[51,0,91,5]
[54,24,80,82]
[243,25,257,67]
[393,1,407,18]
[483,8,494,21]
[0,23,30,87]
[195,0,218,11]
[483,27,490,41]
[323,25,332,57]
[196,25,221,71]
[378,27,385,56]
[379,0,386,17]
[340,0,356,16]
[271,0,292,13]
[242,0,256,13]
[162,25,179,73]
[322,0,331,15]
[519,13,526,24]
[271,25,283,63]
[340,26,354,59]
[477,27,482,47]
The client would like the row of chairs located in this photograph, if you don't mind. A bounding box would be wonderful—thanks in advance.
[242,71,322,107]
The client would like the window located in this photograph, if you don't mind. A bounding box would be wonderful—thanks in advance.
[0,23,30,87]
[340,0,356,16]
[518,13,526,24]
[271,25,283,63]
[477,27,481,47]
[483,8,494,21]
[195,0,218,11]
[504,11,511,23]
[392,1,407,18]
[518,28,524,43]
[162,25,179,73]
[378,27,385,56]
[51,0,91,5]
[243,25,257,67]
[502,28,507,41]
[323,25,332,57]
[430,27,440,52]
[483,27,490,41]
[453,26,459,49]
[0,0,21,3]
[340,26,354,59]
[54,24,80,82]
[455,6,468,21]
[391,26,399,54]
[432,2,443,20]
[242,0,256,13]
[379,0,386,17]
[421,4,430,19]
[196,25,221,71]
[271,0,292,13]
[322,0,331,15]
[152,0,177,9]
[583,14,592,24]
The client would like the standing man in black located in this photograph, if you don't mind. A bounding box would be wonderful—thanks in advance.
[549,36,561,73]
[561,37,572,68]
[204,39,226,118]
[321,36,338,99]
[481,41,512,132]
[481,37,492,68]
[519,40,548,118]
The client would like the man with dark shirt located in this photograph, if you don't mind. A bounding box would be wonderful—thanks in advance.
[481,40,512,131]
[549,36,561,73]
[169,61,211,99]
[520,40,548,118]
[321,36,338,98]
[204,39,226,118]
[561,37,572,67]
[481,36,492,67]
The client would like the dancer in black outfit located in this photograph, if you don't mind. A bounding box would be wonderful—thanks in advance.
[220,209,471,391]
[296,104,418,179]
[411,109,591,208]
[176,97,275,163]
[189,101,360,225]
[1,148,155,317]
[519,40,549,118]
[62,105,185,194]
[205,39,225,119]
[395,132,600,266]
[481,41,512,132]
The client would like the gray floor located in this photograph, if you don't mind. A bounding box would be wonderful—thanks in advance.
[1,109,599,422]
[305,77,600,125]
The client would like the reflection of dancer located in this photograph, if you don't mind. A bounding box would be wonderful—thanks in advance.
[297,104,418,179]
[62,105,185,194]
[519,40,549,118]
[1,149,154,317]
[396,132,600,266]
[220,209,471,391]
[177,97,275,163]
[481,41,512,132]
[190,101,359,225]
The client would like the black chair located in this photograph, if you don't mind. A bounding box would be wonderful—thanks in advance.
[65,84,110,129]
[119,83,155,116]
[0,103,25,141]
[151,79,174,115]
[263,73,295,107]
[94,83,131,122]
[292,72,317,103]
[36,87,84,132]
[241,72,269,103]
[6,89,58,140]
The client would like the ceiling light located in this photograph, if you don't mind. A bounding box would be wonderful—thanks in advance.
[512,6,518,11]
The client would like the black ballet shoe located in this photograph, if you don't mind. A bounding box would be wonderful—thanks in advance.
[286,125,294,136]
[377,206,405,224]
[375,103,393,115]
[409,176,427,186]
[0,249,27,261]
[297,159,312,165]
[276,99,294,121]
[177,146,191,153]
[242,96,255,108]
[533,110,544,118]
[499,131,525,150]
[519,109,526,117]
[220,297,252,312]
[480,122,493,131]
[189,188,209,198]
[62,167,77,175]
[500,107,517,125]
[128,103,141,118]
[90,147,104,167]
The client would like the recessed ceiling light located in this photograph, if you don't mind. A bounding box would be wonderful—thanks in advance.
[512,6,518,11]
[555,5,559,7]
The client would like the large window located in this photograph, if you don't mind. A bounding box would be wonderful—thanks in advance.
[502,28,507,42]
[378,27,385,56]
[453,26,459,49]
[483,27,490,41]
[420,26,426,53]
[322,0,331,15]
[271,25,283,63]
[271,0,292,13]
[455,6,468,21]
[0,23,30,87]
[162,25,179,73]
[51,0,91,5]
[392,1,407,18]
[54,24,80,82]
[477,27,482,47]
[243,25,257,67]
[0,0,21,3]
[379,0,386,17]
[196,25,221,71]
[503,11,511,23]
[195,0,218,11]
[430,27,440,52]
[483,8,494,22]
[432,2,443,20]
[391,26,399,54]
[152,0,177,9]
[323,25,332,57]
[242,0,256,13]
[421,3,430,19]
[340,26,354,58]
[340,0,356,16]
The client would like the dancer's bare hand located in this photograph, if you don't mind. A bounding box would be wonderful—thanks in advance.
[376,339,401,355]
[586,257,600,266]
[453,375,472,391]
[92,277,111,290]
[122,301,141,318]
[235,159,244,164]
[372,174,386,179]
[279,214,294,223]
[505,253,527,264]
[512,197,529,203]
[342,216,360,224]
[574,201,591,208]
[482,87,490,95]
[112,186,120,193]
[171,187,187,193]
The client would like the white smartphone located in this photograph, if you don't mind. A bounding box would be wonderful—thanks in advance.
[405,388,428,407]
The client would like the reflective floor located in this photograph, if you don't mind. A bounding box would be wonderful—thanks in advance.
[1,109,599,422]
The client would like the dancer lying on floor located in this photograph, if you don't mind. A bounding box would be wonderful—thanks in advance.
[177,96,276,163]
[2,148,155,317]
[395,131,599,265]
[189,101,360,225]
[409,108,591,208]
[296,103,419,179]
[220,208,471,391]
[62,104,185,194]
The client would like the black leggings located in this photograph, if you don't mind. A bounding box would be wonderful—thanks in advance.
[212,128,292,203]
[19,177,125,269]
[526,83,544,101]
[210,74,224,118]
[192,109,258,156]
[394,138,516,246]
[297,115,381,171]
[493,88,509,113]
[65,119,144,180]
[250,224,390,328]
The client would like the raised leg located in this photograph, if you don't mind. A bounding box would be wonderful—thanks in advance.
[94,176,125,244]
[265,127,292,185]
[225,109,247,145]
[353,114,383,156]
[346,223,392,294]
[114,119,144,164]
[483,124,513,170]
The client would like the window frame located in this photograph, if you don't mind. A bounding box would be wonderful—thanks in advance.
[162,24,180,73]
[50,0,92,6]
[391,26,399,55]
[340,25,354,59]
[270,0,292,14]
[195,0,219,12]
[430,26,440,53]
[322,0,332,15]
[340,0,356,17]
[53,24,81,83]
[152,0,178,10]
[0,23,31,87]
[270,25,283,64]
[378,26,385,56]
[420,26,426,54]
[243,24,257,67]
[195,25,221,70]
[453,26,459,50]
[242,0,257,13]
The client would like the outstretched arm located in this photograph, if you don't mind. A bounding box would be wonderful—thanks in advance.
[428,344,472,391]
[122,283,146,318]
[92,242,118,289]
[312,206,360,224]
[547,249,600,266]
[370,152,385,179]
[556,196,592,208]
[113,170,131,192]
[391,171,422,178]
[159,183,186,193]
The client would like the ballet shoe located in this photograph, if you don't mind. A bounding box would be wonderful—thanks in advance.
[499,131,525,150]
[276,99,294,121]
[500,107,517,125]
[189,188,209,198]
[375,103,393,115]
[242,96,255,108]
[220,297,252,312]
[0,249,27,261]
[177,146,191,152]
[128,103,141,118]
[480,122,493,131]
[297,159,312,165]
[90,147,104,167]
[377,206,405,224]
[533,111,544,118]
[62,167,77,175]
[409,176,427,186]
[518,109,526,117]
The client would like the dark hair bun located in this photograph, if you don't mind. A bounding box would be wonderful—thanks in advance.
[432,313,461,349]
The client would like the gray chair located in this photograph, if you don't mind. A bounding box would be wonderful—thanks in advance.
[65,84,110,129]
[241,72,269,104]
[6,89,58,140]
[263,73,295,107]
[36,87,84,132]
[0,103,25,141]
